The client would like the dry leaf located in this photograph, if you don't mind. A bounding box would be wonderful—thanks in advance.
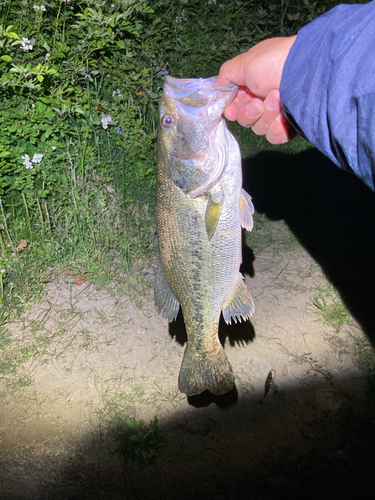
[17,239,27,251]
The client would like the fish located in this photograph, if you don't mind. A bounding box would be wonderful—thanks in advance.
[154,75,254,396]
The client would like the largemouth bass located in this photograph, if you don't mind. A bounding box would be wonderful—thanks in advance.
[155,76,254,396]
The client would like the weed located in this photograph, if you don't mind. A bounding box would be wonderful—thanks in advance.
[284,347,335,385]
[153,382,185,407]
[310,284,351,332]
[100,412,167,469]
[99,410,168,498]
[97,382,167,495]
[354,335,375,382]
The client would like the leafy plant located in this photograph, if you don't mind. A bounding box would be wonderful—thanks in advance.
[0,0,360,309]
[98,405,168,496]
[312,292,351,332]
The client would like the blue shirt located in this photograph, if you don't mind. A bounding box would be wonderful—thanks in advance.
[280,1,375,190]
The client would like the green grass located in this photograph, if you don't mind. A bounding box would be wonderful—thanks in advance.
[354,335,375,382]
[310,283,352,333]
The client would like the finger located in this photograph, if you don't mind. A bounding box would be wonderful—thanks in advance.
[251,90,281,136]
[223,101,238,121]
[236,97,264,128]
[215,53,250,88]
[266,113,297,144]
[223,88,253,120]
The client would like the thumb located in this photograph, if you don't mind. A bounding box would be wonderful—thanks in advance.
[214,73,232,87]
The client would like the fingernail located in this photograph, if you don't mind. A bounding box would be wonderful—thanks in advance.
[266,93,280,112]
[245,101,261,119]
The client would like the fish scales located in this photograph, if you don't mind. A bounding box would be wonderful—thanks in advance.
[155,76,254,396]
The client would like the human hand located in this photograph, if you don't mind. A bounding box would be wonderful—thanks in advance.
[215,36,297,144]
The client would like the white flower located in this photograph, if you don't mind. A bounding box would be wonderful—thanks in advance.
[45,52,50,60]
[32,153,43,164]
[52,146,56,150]
[41,5,46,11]
[101,116,112,129]
[175,9,187,23]
[22,154,33,169]
[112,89,123,98]
[33,4,39,10]
[0,269,5,273]
[208,0,217,4]
[20,37,33,51]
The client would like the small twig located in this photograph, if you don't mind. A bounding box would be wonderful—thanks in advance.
[50,215,63,235]
[0,229,6,258]
[119,456,139,500]
[270,261,289,284]
[0,197,17,260]
[22,192,32,241]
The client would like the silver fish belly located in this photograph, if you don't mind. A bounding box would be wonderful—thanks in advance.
[155,76,254,396]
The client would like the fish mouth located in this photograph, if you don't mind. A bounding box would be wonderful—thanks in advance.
[165,75,237,92]
[164,75,238,106]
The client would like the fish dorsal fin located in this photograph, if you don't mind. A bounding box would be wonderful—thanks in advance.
[205,191,224,241]
[239,188,254,231]
[154,261,180,322]
[222,273,254,324]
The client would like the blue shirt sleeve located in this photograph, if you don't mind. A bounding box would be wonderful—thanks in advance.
[280,1,375,190]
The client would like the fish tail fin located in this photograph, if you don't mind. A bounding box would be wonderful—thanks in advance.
[178,340,234,396]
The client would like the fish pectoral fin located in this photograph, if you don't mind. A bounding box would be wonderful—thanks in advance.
[205,191,224,241]
[222,273,254,324]
[239,188,254,231]
[154,261,180,322]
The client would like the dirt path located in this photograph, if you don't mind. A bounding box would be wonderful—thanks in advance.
[1,219,374,500]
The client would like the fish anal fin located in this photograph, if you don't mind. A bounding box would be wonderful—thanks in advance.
[205,191,224,241]
[240,188,254,231]
[222,273,254,324]
[154,261,180,322]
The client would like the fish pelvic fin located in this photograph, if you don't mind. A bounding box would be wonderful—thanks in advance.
[178,340,235,396]
[205,191,224,241]
[240,188,254,231]
[154,260,180,322]
[222,273,254,324]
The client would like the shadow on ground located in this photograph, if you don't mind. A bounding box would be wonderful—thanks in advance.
[169,309,256,348]
[243,147,375,346]
[2,377,375,500]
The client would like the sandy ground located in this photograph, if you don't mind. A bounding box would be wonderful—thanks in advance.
[2,148,375,500]
[1,218,374,500]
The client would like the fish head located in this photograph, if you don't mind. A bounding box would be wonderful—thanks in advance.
[157,76,238,196]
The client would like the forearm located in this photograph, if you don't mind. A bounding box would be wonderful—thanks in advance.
[280,1,375,190]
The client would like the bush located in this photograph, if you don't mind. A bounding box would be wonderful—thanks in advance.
[0,0,357,306]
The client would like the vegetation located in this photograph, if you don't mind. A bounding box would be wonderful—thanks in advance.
[0,0,360,311]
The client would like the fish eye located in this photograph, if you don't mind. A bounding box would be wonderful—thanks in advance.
[161,115,173,128]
